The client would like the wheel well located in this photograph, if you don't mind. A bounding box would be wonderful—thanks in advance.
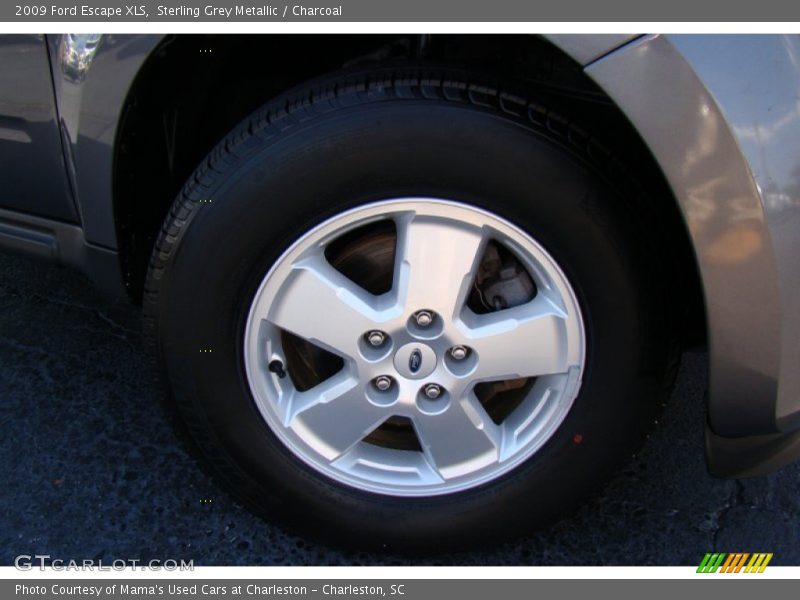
[113,34,706,345]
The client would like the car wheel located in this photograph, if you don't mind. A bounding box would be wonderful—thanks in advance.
[144,67,675,550]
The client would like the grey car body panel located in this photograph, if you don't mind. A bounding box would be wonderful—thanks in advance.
[1,33,799,475]
[574,35,786,438]
[47,34,162,250]
[665,35,800,434]
[544,34,641,65]
[555,34,800,443]
[705,426,800,478]
[0,35,76,222]
[0,34,138,295]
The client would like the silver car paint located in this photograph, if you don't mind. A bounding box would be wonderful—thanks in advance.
[549,34,800,438]
[545,34,640,64]
[667,35,800,434]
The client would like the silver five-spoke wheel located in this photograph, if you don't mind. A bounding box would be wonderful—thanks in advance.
[244,198,585,496]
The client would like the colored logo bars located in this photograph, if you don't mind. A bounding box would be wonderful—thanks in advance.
[697,553,773,573]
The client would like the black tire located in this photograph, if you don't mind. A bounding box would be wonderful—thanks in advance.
[143,67,676,551]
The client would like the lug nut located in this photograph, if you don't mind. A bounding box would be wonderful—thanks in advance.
[374,376,393,391]
[414,310,434,327]
[423,384,443,399]
[449,345,468,360]
[366,331,386,347]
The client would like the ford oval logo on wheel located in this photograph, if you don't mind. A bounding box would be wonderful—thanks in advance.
[409,349,423,373]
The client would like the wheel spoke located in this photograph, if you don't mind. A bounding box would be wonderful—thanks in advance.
[468,295,574,381]
[413,392,501,479]
[394,214,486,320]
[289,373,388,461]
[266,255,380,358]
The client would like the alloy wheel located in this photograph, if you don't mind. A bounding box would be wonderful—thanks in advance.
[244,199,586,496]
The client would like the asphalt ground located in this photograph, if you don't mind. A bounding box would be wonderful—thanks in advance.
[1,250,799,566]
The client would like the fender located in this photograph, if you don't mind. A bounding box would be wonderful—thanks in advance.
[548,34,800,469]
[48,33,164,252]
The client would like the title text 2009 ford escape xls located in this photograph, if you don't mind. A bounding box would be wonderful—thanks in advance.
[2,34,799,548]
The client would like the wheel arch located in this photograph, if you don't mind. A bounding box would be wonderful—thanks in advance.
[101,33,711,432]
